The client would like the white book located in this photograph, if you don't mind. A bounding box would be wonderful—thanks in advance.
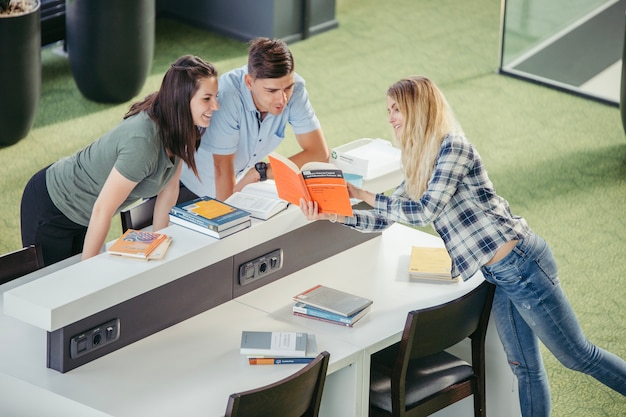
[240,331,308,357]
[293,285,373,317]
[169,215,250,239]
[225,180,289,220]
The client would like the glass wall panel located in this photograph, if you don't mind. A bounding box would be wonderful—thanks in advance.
[499,0,624,105]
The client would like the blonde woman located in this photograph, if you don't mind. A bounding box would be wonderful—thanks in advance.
[300,76,626,416]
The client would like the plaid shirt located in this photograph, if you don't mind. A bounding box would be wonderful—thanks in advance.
[344,134,531,280]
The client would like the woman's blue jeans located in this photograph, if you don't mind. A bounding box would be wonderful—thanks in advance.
[481,232,626,417]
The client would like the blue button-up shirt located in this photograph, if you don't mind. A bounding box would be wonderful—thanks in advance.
[180,65,321,197]
[344,134,531,280]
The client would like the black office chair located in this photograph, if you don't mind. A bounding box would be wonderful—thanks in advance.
[120,196,157,232]
[369,281,496,417]
[225,351,330,417]
[119,188,199,232]
[0,245,45,285]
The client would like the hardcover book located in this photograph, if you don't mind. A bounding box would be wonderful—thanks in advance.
[169,215,250,239]
[408,246,460,282]
[293,301,371,327]
[240,331,308,357]
[293,285,373,317]
[268,152,353,217]
[169,196,251,232]
[107,229,169,259]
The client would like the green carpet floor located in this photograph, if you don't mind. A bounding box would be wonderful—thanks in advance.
[1,0,625,415]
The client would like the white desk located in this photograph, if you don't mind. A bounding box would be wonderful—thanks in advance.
[0,223,520,416]
[3,206,310,332]
[235,223,521,416]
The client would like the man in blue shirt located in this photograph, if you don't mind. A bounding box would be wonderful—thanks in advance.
[180,37,329,201]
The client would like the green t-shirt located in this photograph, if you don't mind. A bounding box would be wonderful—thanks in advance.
[46,112,180,226]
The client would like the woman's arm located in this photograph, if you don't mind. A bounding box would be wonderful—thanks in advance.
[82,168,138,261]
[153,163,182,231]
[213,153,236,200]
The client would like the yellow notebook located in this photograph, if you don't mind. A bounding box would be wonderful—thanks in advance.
[408,246,459,282]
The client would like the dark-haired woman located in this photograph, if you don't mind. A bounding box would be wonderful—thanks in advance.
[21,55,219,266]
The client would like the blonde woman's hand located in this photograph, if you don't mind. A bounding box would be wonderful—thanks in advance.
[299,198,337,222]
[347,182,376,206]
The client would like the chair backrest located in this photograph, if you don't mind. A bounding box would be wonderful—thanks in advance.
[120,196,156,232]
[397,281,496,376]
[0,245,45,285]
[225,351,330,417]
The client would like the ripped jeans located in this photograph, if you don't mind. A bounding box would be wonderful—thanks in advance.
[481,232,626,417]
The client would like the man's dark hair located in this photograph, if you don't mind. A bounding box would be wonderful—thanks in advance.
[247,37,294,79]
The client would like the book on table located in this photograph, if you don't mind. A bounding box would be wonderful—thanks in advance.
[408,246,460,283]
[268,152,353,217]
[144,236,173,260]
[292,301,371,327]
[293,285,373,317]
[242,332,319,365]
[106,229,170,260]
[169,196,251,232]
[240,331,308,357]
[169,214,250,239]
[169,196,251,239]
[224,180,289,220]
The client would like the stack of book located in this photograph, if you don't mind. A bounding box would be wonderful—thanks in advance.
[107,229,172,260]
[292,285,373,327]
[408,246,460,283]
[169,196,251,239]
[240,331,317,365]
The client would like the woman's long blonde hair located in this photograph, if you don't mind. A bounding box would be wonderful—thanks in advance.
[387,76,462,199]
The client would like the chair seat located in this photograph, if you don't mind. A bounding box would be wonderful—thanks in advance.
[370,351,474,413]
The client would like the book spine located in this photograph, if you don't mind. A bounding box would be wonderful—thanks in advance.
[248,357,315,365]
[169,208,219,232]
[293,304,353,324]
[169,215,220,238]
[293,311,353,327]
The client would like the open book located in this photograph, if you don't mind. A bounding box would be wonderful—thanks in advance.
[225,180,289,220]
[268,152,353,217]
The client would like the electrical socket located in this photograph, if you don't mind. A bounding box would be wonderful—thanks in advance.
[70,318,120,359]
[239,249,283,286]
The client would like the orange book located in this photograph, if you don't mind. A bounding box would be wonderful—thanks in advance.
[107,229,169,259]
[268,153,353,217]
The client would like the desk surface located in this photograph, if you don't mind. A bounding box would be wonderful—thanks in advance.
[236,224,482,352]
[0,223,519,417]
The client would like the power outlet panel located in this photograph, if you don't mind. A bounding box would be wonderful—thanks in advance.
[238,249,283,286]
[69,318,120,359]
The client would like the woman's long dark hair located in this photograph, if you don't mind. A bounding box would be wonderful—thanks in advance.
[125,55,218,177]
